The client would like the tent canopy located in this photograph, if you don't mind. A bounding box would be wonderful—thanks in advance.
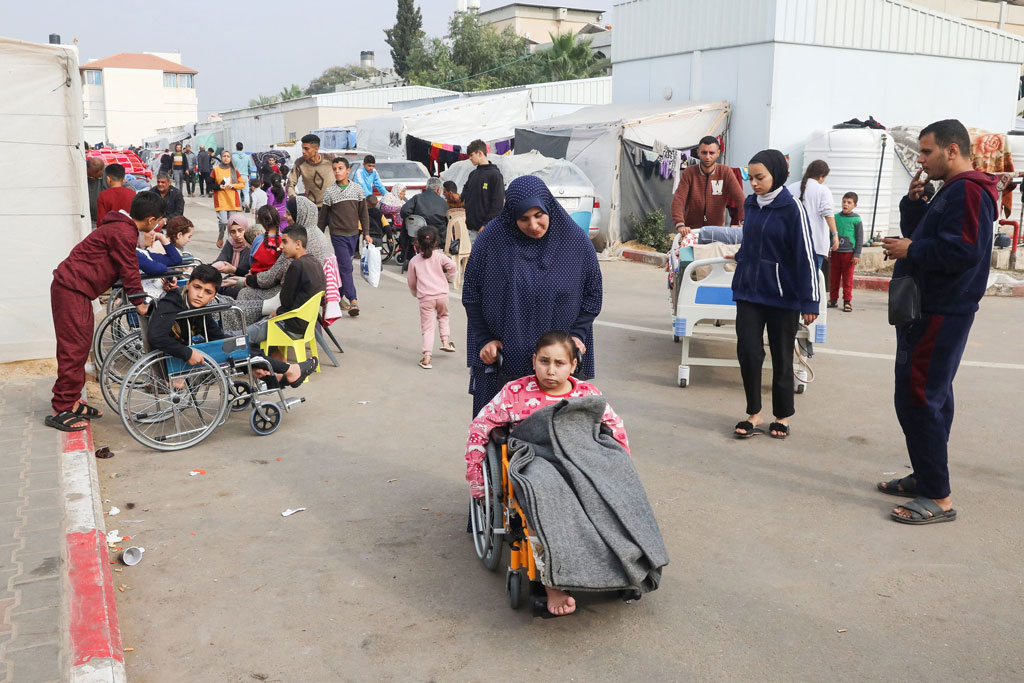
[0,37,89,362]
[356,91,533,159]
[515,101,730,244]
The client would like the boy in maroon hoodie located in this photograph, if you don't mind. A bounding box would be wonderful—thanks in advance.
[46,191,166,431]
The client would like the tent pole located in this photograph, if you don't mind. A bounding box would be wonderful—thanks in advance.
[870,133,887,241]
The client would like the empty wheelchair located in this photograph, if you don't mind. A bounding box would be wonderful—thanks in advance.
[115,302,305,451]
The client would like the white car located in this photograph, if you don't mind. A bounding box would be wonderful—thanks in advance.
[441,151,601,239]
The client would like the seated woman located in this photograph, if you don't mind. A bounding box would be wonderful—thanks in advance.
[212,214,252,279]
[378,182,406,232]
[464,330,630,616]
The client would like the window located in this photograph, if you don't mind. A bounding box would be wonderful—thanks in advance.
[163,73,176,87]
[178,73,194,88]
[84,70,102,86]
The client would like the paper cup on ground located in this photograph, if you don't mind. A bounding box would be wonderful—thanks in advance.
[121,547,145,566]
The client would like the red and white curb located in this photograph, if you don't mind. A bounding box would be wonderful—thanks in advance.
[60,416,126,683]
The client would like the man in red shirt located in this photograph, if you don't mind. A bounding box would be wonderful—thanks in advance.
[671,136,746,234]
[45,191,165,431]
[96,163,135,226]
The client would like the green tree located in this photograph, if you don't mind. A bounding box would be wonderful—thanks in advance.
[406,11,537,91]
[248,94,280,107]
[305,64,377,95]
[279,84,304,101]
[384,0,424,78]
[535,32,609,82]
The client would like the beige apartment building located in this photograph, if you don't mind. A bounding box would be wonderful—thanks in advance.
[478,2,606,42]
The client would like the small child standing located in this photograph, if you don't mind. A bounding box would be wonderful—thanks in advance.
[250,176,268,215]
[406,226,456,369]
[829,191,864,312]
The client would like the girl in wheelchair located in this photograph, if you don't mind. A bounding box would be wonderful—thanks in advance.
[464,330,630,615]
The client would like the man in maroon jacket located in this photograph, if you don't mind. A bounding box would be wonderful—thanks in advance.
[671,136,746,234]
[46,191,166,431]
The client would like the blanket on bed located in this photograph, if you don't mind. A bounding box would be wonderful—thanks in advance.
[507,396,668,593]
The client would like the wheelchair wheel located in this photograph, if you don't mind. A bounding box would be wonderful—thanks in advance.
[99,331,144,415]
[380,234,396,263]
[93,305,142,366]
[119,351,230,451]
[395,249,406,266]
[507,569,524,610]
[229,381,253,412]
[106,287,127,315]
[250,402,282,435]
[470,445,505,571]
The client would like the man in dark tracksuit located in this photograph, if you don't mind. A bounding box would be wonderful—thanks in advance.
[880,119,996,525]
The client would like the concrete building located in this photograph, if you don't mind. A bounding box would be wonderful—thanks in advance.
[80,52,198,147]
[612,0,1024,176]
[479,3,607,43]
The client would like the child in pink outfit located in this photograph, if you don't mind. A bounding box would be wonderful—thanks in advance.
[406,226,456,369]
[464,331,629,499]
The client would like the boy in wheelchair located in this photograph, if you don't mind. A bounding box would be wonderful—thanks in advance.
[147,264,318,388]
[465,331,631,616]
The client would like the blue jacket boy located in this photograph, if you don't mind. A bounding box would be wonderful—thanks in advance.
[732,187,820,315]
[895,170,997,315]
[353,165,388,197]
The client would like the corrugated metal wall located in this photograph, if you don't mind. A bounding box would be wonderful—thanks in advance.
[614,0,1024,63]
[313,86,457,109]
[528,77,613,104]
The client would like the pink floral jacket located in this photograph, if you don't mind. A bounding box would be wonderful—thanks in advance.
[465,375,629,497]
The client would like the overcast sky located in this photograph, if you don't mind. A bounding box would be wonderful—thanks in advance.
[5,0,612,116]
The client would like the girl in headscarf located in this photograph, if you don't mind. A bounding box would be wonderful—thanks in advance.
[213,213,252,277]
[462,175,603,417]
[212,149,245,248]
[731,149,820,440]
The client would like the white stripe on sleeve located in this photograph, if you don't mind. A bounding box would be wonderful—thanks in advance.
[795,199,819,302]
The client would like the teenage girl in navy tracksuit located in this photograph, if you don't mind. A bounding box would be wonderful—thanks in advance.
[731,150,820,440]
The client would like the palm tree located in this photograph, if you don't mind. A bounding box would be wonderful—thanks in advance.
[248,94,280,107]
[279,84,304,101]
[537,32,609,82]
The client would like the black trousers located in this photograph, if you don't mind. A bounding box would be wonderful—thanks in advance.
[735,301,799,419]
[197,173,207,195]
[185,171,195,195]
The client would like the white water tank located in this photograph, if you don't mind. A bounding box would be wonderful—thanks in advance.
[803,128,894,239]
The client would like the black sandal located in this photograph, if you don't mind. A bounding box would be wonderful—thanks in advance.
[44,411,88,432]
[827,300,838,308]
[843,302,853,312]
[733,421,764,439]
[877,475,918,497]
[768,422,790,439]
[72,403,103,419]
[288,357,319,388]
[890,496,957,525]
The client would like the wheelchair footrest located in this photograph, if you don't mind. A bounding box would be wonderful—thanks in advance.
[283,396,305,411]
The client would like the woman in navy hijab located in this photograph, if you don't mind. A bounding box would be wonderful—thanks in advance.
[462,175,603,417]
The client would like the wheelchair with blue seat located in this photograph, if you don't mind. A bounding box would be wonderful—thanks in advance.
[113,301,305,451]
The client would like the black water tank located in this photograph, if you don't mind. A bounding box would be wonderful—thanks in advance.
[48,33,61,44]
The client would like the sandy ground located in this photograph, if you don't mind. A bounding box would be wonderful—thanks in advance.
[86,195,1024,682]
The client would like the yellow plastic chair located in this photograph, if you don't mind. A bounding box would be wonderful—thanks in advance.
[449,215,473,290]
[258,291,325,382]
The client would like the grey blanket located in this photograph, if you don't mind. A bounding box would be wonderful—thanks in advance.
[507,396,668,593]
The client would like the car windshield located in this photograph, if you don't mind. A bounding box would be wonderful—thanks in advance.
[371,162,427,180]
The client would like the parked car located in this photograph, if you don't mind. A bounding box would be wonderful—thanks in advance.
[86,148,152,180]
[441,151,601,239]
[349,159,429,198]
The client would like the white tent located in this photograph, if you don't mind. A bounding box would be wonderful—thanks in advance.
[356,90,533,160]
[514,101,730,245]
[0,37,89,363]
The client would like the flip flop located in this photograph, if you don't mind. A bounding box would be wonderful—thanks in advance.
[348,304,360,317]
[72,403,103,419]
[843,303,853,312]
[440,341,456,353]
[733,421,764,439]
[288,357,319,388]
[419,359,433,369]
[768,422,790,439]
[44,411,88,432]
[877,475,918,497]
[890,496,957,525]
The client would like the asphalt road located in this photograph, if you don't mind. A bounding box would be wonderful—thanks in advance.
[94,196,1024,682]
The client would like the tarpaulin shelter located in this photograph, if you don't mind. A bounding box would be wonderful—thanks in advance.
[0,37,89,363]
[356,91,533,166]
[514,101,730,245]
[310,127,356,150]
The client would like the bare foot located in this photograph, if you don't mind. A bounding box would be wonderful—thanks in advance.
[735,412,763,435]
[893,496,952,519]
[544,586,576,616]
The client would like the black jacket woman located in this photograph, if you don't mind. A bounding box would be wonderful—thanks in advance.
[731,149,820,439]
